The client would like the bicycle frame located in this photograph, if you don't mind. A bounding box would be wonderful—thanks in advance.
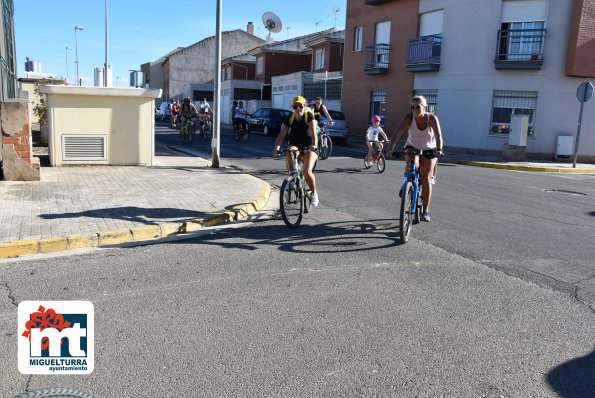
[401,156,421,216]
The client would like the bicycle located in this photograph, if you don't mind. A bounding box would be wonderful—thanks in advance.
[317,122,333,160]
[234,119,250,142]
[199,118,211,140]
[395,149,439,243]
[364,140,387,173]
[275,148,314,228]
[180,116,197,144]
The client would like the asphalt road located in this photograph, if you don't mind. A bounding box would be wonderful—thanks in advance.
[1,122,594,397]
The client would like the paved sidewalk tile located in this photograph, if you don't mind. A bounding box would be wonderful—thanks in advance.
[0,156,265,244]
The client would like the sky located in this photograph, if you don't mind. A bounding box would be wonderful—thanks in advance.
[14,0,347,87]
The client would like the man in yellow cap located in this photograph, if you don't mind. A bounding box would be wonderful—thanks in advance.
[272,96,320,206]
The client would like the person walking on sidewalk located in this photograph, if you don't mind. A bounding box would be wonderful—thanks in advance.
[272,96,320,207]
[387,95,443,222]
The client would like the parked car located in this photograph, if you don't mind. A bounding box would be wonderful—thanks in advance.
[155,102,171,121]
[247,108,292,136]
[320,110,349,143]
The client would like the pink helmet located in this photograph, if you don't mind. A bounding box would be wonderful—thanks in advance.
[371,115,381,123]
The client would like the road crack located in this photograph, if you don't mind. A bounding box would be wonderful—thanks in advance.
[2,281,18,307]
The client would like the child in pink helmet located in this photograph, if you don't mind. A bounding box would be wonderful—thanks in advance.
[366,115,389,161]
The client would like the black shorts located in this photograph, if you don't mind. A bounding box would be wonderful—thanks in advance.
[404,145,437,159]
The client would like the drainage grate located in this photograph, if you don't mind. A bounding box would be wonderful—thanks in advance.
[62,135,107,161]
[543,189,586,196]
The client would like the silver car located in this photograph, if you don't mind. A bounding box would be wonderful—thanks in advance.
[320,110,349,143]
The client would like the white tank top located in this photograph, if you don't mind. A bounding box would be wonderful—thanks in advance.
[366,126,384,141]
[405,114,436,150]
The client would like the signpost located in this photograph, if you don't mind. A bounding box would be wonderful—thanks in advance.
[573,82,593,167]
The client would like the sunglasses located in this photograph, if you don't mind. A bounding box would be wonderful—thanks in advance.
[411,105,422,110]
[292,104,303,110]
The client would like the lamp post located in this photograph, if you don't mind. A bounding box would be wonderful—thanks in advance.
[74,26,85,86]
[104,0,109,87]
[65,46,73,85]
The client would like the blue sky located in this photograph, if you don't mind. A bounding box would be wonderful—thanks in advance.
[14,0,346,86]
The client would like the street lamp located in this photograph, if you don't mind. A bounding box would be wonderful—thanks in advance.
[104,0,109,87]
[74,25,85,86]
[65,46,73,85]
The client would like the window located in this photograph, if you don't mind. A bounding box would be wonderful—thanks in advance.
[256,57,263,76]
[354,26,363,51]
[370,91,387,124]
[498,0,547,61]
[413,89,438,114]
[490,91,537,135]
[375,21,391,66]
[226,65,231,80]
[315,49,325,70]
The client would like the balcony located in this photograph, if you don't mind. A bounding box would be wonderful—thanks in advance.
[364,43,390,75]
[494,28,546,70]
[405,34,442,72]
[365,0,398,4]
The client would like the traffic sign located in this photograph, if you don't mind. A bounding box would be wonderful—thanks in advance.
[576,82,594,103]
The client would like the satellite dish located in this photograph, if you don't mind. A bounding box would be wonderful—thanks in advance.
[262,11,282,41]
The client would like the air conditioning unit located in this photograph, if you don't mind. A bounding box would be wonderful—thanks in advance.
[555,135,574,160]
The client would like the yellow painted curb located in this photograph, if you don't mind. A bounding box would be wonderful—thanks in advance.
[0,239,39,259]
[202,211,234,227]
[39,237,68,254]
[98,229,133,246]
[183,220,204,233]
[460,160,595,174]
[66,234,99,250]
[160,222,183,237]
[131,225,162,241]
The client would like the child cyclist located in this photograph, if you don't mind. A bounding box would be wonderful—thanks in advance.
[366,115,389,161]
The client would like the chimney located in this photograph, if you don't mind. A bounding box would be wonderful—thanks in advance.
[247,22,254,35]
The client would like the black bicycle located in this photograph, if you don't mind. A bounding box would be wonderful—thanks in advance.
[234,119,250,142]
[180,116,197,144]
[317,122,333,160]
[275,149,314,228]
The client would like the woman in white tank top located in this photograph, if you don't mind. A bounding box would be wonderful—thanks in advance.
[387,96,444,222]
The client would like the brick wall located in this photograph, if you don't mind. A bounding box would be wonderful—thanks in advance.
[342,0,418,138]
[1,99,40,181]
[566,0,595,77]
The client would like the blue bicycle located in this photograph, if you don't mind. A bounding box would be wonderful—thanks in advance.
[395,149,438,243]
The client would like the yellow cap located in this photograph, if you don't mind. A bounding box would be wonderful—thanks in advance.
[291,96,307,106]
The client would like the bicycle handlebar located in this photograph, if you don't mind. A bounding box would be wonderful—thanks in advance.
[392,149,444,158]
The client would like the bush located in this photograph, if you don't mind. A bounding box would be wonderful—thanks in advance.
[32,79,66,126]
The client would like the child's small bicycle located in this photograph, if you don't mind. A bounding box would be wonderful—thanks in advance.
[364,140,387,173]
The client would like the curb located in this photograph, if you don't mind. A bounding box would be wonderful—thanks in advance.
[447,159,595,174]
[0,180,271,260]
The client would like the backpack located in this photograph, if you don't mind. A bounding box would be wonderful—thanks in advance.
[288,110,312,126]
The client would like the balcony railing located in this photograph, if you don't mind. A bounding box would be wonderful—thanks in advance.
[494,28,546,70]
[364,43,390,75]
[405,34,442,72]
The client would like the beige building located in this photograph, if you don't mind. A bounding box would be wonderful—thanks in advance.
[142,28,265,101]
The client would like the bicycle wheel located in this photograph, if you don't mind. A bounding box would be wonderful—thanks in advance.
[12,388,95,398]
[241,129,250,142]
[280,177,303,228]
[399,181,414,243]
[377,154,386,173]
[319,135,332,160]
[188,124,195,144]
[414,185,423,224]
[180,128,187,143]
[304,187,312,214]
[364,155,373,169]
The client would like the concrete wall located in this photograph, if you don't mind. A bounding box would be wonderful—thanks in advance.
[41,86,162,166]
[415,0,595,158]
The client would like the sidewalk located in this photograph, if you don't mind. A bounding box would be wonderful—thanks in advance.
[0,155,270,259]
[444,152,595,174]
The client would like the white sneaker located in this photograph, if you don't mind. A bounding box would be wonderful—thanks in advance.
[431,176,436,185]
[311,192,319,207]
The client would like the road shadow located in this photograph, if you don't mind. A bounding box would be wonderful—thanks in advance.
[588,211,595,218]
[39,206,207,226]
[546,349,595,397]
[178,218,402,253]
